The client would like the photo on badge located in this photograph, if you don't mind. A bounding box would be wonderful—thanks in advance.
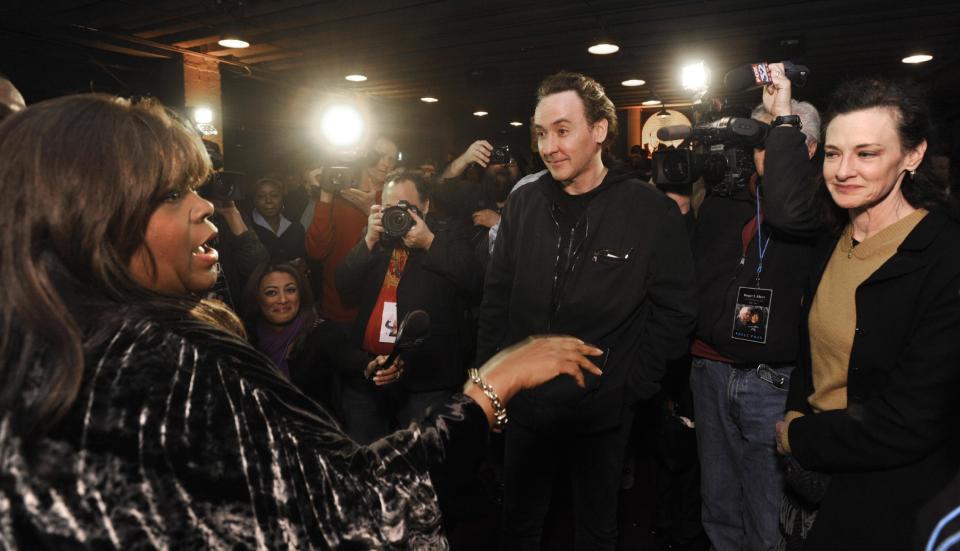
[731,286,773,344]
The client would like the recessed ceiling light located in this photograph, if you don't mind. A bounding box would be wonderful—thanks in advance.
[509,121,523,127]
[218,37,249,49]
[473,111,488,117]
[345,74,368,82]
[621,79,646,87]
[588,42,620,55]
[420,97,439,103]
[902,54,933,64]
[641,99,662,106]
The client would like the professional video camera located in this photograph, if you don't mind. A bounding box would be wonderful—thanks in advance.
[652,117,769,196]
[381,200,423,241]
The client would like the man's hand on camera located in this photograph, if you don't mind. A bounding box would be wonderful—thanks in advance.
[472,208,501,228]
[763,62,793,118]
[364,204,384,251]
[402,209,435,250]
[342,187,376,214]
[442,139,493,179]
[306,168,333,202]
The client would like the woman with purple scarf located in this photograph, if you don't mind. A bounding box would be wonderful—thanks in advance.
[247,262,370,412]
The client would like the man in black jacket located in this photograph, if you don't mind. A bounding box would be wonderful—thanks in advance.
[688,63,820,551]
[336,170,483,444]
[477,71,697,550]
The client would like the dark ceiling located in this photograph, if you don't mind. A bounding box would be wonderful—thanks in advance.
[2,0,959,169]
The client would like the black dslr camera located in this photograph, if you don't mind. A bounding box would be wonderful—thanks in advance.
[489,144,511,166]
[198,139,246,202]
[652,117,769,196]
[381,201,423,240]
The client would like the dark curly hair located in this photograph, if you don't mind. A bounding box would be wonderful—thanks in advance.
[818,78,949,232]
[536,71,619,151]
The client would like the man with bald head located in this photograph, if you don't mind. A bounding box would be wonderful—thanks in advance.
[0,73,26,122]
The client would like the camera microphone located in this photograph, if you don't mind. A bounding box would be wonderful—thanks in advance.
[364,309,430,379]
[723,61,810,92]
[657,125,693,141]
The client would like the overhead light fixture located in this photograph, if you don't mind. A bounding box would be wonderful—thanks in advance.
[621,79,646,87]
[682,61,710,91]
[420,97,439,103]
[509,121,523,127]
[588,42,619,55]
[218,36,249,49]
[345,74,368,82]
[217,23,249,49]
[473,111,488,117]
[902,54,933,64]
[656,108,672,118]
[642,99,662,106]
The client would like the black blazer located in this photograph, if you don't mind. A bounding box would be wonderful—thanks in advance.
[335,216,483,392]
[785,208,960,550]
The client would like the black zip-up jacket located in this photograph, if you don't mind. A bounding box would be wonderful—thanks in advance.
[692,126,818,363]
[478,169,697,432]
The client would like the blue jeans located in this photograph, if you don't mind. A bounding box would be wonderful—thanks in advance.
[690,358,791,551]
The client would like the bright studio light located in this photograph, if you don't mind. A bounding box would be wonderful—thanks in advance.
[318,105,364,147]
[193,106,214,124]
[588,42,620,55]
[682,61,710,91]
[621,79,646,87]
[902,54,933,64]
[345,74,368,82]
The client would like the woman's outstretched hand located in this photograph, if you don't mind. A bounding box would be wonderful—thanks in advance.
[464,336,603,429]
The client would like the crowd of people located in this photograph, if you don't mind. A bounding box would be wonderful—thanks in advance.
[0,62,958,551]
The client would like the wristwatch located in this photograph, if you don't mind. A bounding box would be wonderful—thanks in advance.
[772,114,802,129]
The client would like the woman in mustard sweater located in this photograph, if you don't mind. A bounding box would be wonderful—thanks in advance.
[776,78,960,550]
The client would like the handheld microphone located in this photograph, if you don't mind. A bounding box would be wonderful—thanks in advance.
[723,61,810,92]
[364,309,430,379]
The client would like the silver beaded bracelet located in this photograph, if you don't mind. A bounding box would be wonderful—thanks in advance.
[468,368,507,431]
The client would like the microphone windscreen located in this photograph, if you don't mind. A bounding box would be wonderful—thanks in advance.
[723,65,759,92]
[398,310,430,343]
[364,310,431,379]
[657,125,692,141]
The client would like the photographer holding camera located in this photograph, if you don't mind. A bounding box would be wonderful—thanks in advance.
[305,136,398,326]
[436,139,525,239]
[688,63,821,550]
[334,170,483,443]
[197,140,270,314]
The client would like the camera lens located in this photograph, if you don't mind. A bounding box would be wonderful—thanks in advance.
[382,205,414,237]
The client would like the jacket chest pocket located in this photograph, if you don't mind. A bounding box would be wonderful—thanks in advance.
[570,246,646,303]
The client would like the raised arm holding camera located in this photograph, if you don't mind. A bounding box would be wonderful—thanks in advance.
[304,136,398,326]
[687,62,822,551]
[434,139,522,238]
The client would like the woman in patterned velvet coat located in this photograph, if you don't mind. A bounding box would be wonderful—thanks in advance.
[0,94,602,549]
